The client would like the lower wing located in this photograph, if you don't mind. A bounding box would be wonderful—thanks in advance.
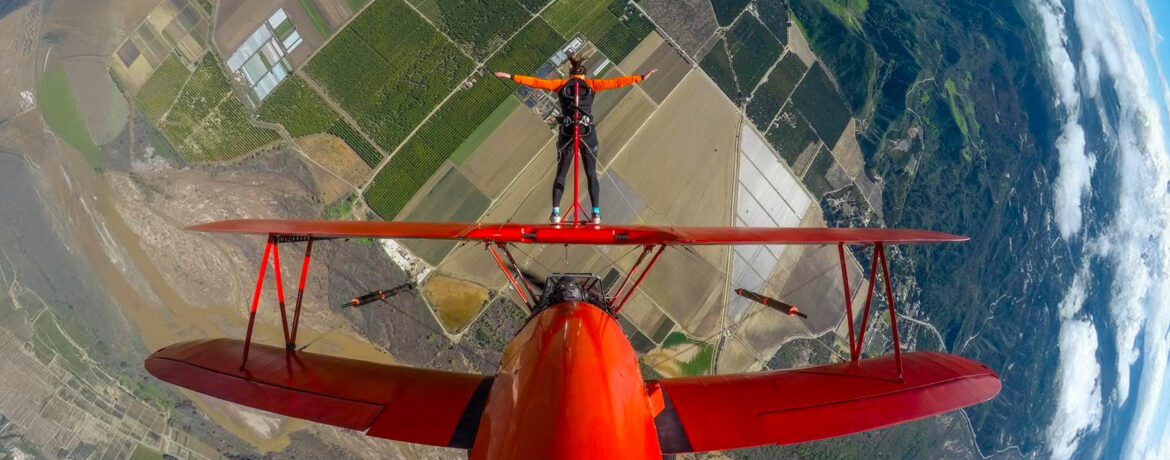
[651,351,1000,453]
[145,339,491,448]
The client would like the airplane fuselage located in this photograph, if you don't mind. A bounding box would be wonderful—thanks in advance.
[469,301,663,459]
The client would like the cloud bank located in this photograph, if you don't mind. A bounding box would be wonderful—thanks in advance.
[1031,0,1170,458]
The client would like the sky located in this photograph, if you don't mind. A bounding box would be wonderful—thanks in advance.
[1030,0,1170,459]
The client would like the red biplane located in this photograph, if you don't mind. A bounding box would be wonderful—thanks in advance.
[145,218,1000,458]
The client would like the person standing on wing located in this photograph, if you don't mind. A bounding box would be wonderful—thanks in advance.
[494,55,656,224]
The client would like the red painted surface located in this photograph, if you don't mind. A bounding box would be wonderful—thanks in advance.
[187,219,968,245]
[469,302,662,460]
[145,338,486,446]
[656,351,1001,452]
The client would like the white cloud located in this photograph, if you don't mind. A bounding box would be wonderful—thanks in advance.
[1032,0,1170,458]
[1032,0,1096,239]
[1046,316,1103,460]
[1062,0,1170,459]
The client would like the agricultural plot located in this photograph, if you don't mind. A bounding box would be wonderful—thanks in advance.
[160,54,231,143]
[259,75,384,169]
[177,99,279,162]
[746,52,808,129]
[515,0,548,14]
[791,63,852,148]
[38,64,102,166]
[542,0,655,63]
[134,56,191,122]
[258,76,337,137]
[803,146,838,197]
[710,0,750,26]
[757,0,791,44]
[645,332,715,376]
[306,0,474,152]
[364,77,514,219]
[486,18,565,79]
[700,41,738,101]
[766,105,819,165]
[726,13,783,99]
[408,0,530,58]
[401,168,491,265]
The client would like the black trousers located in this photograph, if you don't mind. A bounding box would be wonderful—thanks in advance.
[553,126,600,210]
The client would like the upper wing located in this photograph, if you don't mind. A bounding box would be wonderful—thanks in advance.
[187,219,967,245]
[650,351,1000,453]
[146,338,491,448]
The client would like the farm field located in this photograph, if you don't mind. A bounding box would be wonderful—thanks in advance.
[364,77,513,219]
[459,99,553,198]
[408,0,529,58]
[258,75,383,169]
[541,0,655,63]
[38,64,102,166]
[747,52,809,129]
[791,63,853,148]
[638,0,718,59]
[725,13,783,99]
[305,0,474,153]
[766,105,819,164]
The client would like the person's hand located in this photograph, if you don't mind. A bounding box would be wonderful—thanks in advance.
[643,69,658,79]
[493,71,511,79]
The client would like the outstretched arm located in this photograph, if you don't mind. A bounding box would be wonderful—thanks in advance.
[587,69,658,91]
[493,71,565,91]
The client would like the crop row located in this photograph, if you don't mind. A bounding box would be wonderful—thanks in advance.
[160,54,232,144]
[725,13,783,99]
[746,53,808,130]
[259,75,384,168]
[178,99,279,162]
[407,0,530,58]
[757,0,790,45]
[485,18,565,77]
[542,0,653,63]
[306,0,474,153]
[134,56,191,122]
[700,42,739,102]
[364,77,513,219]
[790,63,852,148]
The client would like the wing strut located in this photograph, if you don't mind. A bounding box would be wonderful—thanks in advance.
[486,242,536,309]
[838,242,903,379]
[241,234,328,367]
[614,245,665,313]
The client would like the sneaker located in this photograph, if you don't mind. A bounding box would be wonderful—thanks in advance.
[590,213,601,225]
[550,211,562,224]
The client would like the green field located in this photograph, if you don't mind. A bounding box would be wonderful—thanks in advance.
[38,64,103,166]
[326,119,382,167]
[541,0,654,63]
[803,145,837,197]
[485,18,565,78]
[515,0,547,13]
[409,0,529,58]
[727,13,784,99]
[747,53,809,129]
[710,0,749,26]
[364,77,512,219]
[134,56,190,122]
[757,0,791,44]
[700,42,739,102]
[298,0,332,36]
[259,75,340,137]
[177,100,279,162]
[659,332,714,376]
[791,63,853,148]
[766,106,819,165]
[450,96,519,165]
[401,168,491,264]
[160,54,231,143]
[307,0,474,153]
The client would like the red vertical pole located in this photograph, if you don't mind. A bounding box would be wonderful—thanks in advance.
[272,241,290,346]
[242,235,274,368]
[571,79,582,225]
[877,243,903,380]
[837,243,858,363]
[289,239,313,349]
[615,245,665,313]
[853,243,880,358]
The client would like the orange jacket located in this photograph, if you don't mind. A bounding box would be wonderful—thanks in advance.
[510,74,644,92]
